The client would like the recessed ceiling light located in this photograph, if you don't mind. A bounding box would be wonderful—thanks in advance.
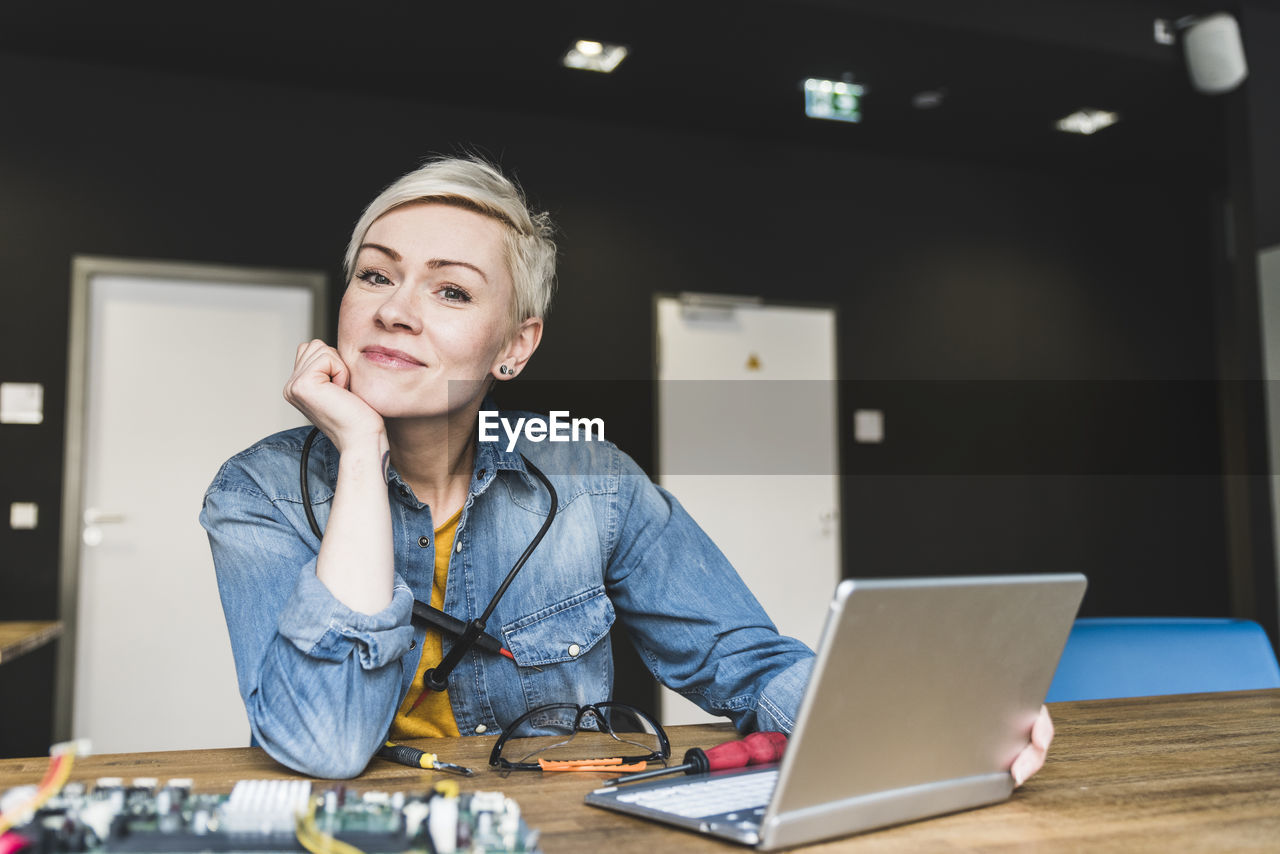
[911,90,945,109]
[563,40,628,73]
[803,78,864,123]
[1055,109,1119,135]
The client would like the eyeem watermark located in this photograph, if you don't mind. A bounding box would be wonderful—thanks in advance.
[479,410,606,452]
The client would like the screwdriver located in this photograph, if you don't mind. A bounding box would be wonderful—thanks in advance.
[378,742,475,776]
[605,731,788,786]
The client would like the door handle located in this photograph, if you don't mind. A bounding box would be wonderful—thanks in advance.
[84,509,127,525]
[83,508,127,546]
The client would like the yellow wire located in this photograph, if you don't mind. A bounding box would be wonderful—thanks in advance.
[295,796,366,854]
[0,749,76,834]
[1,750,368,854]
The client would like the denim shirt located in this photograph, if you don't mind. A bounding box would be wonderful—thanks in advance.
[200,412,814,779]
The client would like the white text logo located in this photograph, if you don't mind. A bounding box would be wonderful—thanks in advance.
[478,410,606,452]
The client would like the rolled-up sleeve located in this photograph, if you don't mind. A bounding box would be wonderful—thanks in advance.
[201,468,412,779]
[604,453,815,735]
[753,656,814,734]
[278,568,414,668]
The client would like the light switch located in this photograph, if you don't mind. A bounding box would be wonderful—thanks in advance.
[10,502,38,530]
[854,409,884,443]
[0,382,44,424]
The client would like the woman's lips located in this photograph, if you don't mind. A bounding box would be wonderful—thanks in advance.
[362,346,426,368]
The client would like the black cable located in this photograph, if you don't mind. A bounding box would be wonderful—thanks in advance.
[301,426,323,541]
[298,425,558,690]
[479,457,557,625]
[423,457,556,691]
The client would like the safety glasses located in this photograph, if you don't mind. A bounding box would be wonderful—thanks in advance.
[489,702,671,772]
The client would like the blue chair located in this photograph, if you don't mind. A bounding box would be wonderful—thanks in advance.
[1045,617,1280,702]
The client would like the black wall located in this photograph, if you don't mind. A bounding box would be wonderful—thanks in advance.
[1244,3,1280,247]
[0,46,1249,757]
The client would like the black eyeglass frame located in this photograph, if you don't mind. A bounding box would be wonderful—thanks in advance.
[488,702,672,771]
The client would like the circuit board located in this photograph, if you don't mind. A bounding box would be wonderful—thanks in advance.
[1,777,540,853]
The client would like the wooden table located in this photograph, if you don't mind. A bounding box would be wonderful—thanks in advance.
[0,621,61,664]
[1,689,1276,852]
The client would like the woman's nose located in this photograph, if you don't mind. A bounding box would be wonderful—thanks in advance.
[373,285,422,332]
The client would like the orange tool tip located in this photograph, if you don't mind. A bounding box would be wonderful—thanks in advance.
[537,758,648,773]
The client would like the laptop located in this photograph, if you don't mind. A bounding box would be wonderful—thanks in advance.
[586,573,1087,850]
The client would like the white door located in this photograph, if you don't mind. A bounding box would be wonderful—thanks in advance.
[58,257,324,752]
[1259,244,1280,626]
[656,294,841,725]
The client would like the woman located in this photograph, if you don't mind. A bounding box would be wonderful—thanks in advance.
[201,156,1052,782]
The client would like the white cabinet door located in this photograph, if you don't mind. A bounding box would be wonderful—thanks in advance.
[656,295,840,725]
[61,259,323,752]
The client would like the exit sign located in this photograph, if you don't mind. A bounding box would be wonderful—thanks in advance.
[804,78,863,123]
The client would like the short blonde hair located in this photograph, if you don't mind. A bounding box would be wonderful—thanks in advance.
[344,157,557,324]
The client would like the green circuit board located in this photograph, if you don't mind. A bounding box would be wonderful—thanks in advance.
[1,777,540,853]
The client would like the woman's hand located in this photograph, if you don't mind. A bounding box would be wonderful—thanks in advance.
[1010,705,1054,787]
[284,340,385,451]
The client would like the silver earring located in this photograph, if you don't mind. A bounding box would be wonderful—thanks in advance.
[499,365,512,376]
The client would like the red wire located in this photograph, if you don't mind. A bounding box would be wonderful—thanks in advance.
[407,687,432,714]
[0,831,32,854]
[35,755,64,791]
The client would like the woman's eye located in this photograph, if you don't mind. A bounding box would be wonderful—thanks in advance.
[356,269,393,287]
[441,286,472,303]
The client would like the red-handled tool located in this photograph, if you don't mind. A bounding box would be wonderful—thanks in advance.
[605,731,788,786]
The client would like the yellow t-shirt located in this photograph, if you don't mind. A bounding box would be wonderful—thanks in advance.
[388,506,462,738]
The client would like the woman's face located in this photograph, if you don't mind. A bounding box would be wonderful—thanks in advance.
[337,202,523,421]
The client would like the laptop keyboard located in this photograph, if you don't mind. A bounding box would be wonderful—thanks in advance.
[613,770,779,819]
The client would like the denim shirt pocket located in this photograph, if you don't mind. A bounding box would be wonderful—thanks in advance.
[500,586,616,709]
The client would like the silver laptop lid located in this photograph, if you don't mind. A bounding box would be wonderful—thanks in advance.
[759,573,1086,849]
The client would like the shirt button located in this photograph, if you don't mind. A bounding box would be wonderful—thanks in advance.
[474,724,487,734]
[418,536,430,548]
[456,541,463,553]
[568,644,581,657]
[408,638,416,650]
[478,469,487,477]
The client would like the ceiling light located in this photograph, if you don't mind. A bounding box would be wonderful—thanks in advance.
[1055,109,1119,135]
[911,90,945,109]
[804,78,864,123]
[563,40,628,73]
